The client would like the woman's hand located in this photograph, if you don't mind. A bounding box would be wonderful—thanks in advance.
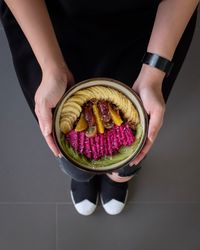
[34,65,75,157]
[129,64,166,166]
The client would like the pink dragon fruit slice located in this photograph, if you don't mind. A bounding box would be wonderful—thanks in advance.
[95,135,100,158]
[119,125,128,146]
[115,125,122,147]
[112,127,120,151]
[79,131,85,154]
[129,126,135,144]
[123,124,133,146]
[123,125,132,145]
[99,134,104,157]
[124,124,135,145]
[84,136,92,159]
[68,130,79,151]
[108,129,116,153]
[90,137,98,160]
[106,131,113,155]
[104,133,108,156]
[67,124,136,160]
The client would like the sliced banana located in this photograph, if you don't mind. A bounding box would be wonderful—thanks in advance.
[59,85,140,134]
[60,111,77,120]
[60,121,71,134]
[65,96,85,106]
[61,103,81,117]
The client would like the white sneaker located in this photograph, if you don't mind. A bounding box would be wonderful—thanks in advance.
[70,177,99,216]
[100,175,128,215]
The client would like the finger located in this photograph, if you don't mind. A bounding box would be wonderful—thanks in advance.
[129,107,164,166]
[129,138,152,166]
[35,103,61,156]
[35,102,52,137]
[44,134,61,157]
[106,173,133,183]
[148,107,164,143]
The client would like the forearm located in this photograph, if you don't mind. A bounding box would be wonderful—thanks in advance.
[4,0,65,72]
[148,0,199,60]
[138,0,199,84]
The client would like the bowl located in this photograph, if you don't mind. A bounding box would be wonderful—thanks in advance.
[53,78,148,173]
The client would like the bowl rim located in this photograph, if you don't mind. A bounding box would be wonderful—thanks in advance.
[52,77,148,173]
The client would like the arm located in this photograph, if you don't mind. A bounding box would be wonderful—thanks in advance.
[4,0,65,71]
[130,0,199,166]
[4,0,74,157]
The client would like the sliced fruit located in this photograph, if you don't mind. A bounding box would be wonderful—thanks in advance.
[75,113,88,132]
[108,104,123,126]
[83,106,96,127]
[104,121,114,129]
[98,100,111,123]
[60,121,71,134]
[92,104,104,134]
[68,130,79,151]
[66,124,135,160]
[60,111,77,121]
[79,132,85,153]
[85,126,97,138]
[61,103,82,116]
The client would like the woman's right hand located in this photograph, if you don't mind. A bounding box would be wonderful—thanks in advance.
[34,65,75,157]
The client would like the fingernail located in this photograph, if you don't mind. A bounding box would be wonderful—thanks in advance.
[129,161,135,166]
[112,172,118,176]
[149,136,154,143]
[130,161,138,166]
[58,153,62,158]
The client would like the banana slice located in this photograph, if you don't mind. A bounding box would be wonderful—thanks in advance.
[75,89,93,99]
[61,103,81,117]
[59,85,140,134]
[66,96,85,106]
[60,111,77,121]
[62,102,82,112]
[60,120,71,134]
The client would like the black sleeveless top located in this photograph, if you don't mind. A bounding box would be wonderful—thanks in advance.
[0,0,161,73]
[0,0,197,113]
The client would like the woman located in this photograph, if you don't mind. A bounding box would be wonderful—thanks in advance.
[0,0,198,215]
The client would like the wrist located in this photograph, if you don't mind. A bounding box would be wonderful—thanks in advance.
[41,62,69,85]
[133,64,165,94]
[137,64,165,87]
[142,52,173,77]
[41,58,68,73]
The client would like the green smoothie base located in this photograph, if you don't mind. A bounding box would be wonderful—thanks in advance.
[60,124,143,169]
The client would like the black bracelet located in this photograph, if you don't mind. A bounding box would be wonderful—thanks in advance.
[142,52,173,77]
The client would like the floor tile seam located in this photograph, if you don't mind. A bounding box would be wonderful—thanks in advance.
[0,201,200,205]
[128,201,200,204]
[0,202,71,205]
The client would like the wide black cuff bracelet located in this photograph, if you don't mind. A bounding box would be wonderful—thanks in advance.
[142,52,173,77]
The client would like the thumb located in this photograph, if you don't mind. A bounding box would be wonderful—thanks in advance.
[148,108,164,143]
[36,102,52,137]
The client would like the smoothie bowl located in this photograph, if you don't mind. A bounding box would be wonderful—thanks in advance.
[53,78,148,173]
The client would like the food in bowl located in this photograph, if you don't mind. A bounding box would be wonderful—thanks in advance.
[58,84,144,169]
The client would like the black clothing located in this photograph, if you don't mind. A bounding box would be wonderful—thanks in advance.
[0,1,198,181]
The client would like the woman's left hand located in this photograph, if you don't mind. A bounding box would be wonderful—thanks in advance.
[129,65,166,166]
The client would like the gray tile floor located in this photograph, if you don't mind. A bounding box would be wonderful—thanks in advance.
[0,14,200,250]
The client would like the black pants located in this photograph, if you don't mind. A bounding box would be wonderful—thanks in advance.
[0,3,197,182]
